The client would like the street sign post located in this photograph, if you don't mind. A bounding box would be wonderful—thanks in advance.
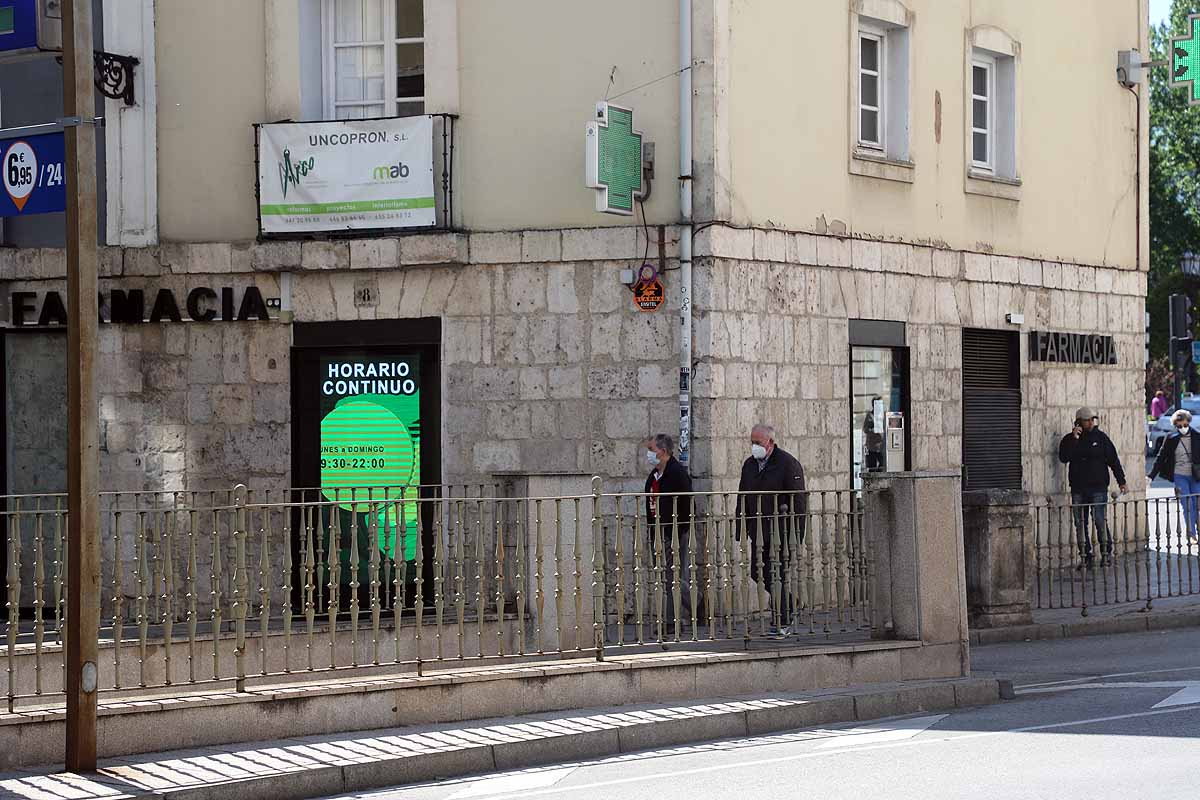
[1171,13,1200,105]
[585,102,644,215]
[1191,340,1200,366]
[1,132,66,216]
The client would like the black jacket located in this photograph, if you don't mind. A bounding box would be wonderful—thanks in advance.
[1150,430,1200,482]
[1058,427,1127,492]
[645,456,694,535]
[736,446,807,542]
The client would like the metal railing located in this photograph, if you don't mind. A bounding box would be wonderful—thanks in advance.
[1033,493,1200,615]
[1,482,871,710]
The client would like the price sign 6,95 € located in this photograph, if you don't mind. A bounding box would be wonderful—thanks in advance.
[1,133,67,217]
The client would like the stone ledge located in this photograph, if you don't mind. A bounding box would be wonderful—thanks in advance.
[0,677,1000,798]
[0,228,1145,292]
[0,639,946,769]
[969,609,1200,646]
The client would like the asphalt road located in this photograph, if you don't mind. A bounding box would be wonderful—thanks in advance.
[322,627,1200,800]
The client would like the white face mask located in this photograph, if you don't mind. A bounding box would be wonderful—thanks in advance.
[751,443,768,461]
[646,450,659,466]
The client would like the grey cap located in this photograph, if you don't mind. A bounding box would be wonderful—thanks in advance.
[1075,407,1096,422]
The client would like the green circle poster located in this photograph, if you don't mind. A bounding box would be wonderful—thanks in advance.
[319,357,421,561]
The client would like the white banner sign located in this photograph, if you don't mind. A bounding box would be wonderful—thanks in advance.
[257,116,436,234]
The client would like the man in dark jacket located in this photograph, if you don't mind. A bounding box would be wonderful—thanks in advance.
[737,424,807,637]
[1058,407,1128,568]
[644,434,694,628]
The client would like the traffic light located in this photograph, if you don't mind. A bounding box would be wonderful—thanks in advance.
[1170,293,1194,341]
[1170,293,1198,404]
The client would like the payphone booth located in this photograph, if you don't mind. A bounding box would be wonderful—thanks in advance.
[884,412,906,472]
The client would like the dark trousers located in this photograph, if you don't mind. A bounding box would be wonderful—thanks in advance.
[749,530,798,627]
[648,524,693,628]
[1071,491,1111,558]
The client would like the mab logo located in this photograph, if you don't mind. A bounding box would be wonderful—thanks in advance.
[371,161,411,181]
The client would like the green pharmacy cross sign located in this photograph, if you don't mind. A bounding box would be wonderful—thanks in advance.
[585,102,645,215]
[1172,13,1200,105]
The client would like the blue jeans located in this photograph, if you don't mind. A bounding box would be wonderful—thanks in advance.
[1173,475,1200,540]
[1071,491,1110,559]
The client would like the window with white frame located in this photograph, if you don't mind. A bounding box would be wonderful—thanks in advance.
[970,56,993,171]
[854,19,910,163]
[969,48,1017,180]
[323,0,424,120]
[859,30,885,151]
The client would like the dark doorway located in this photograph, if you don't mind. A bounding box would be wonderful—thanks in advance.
[962,328,1022,491]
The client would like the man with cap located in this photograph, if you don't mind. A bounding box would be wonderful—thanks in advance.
[1058,407,1128,569]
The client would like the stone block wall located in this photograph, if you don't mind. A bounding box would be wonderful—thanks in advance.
[0,224,1146,503]
[692,226,1147,498]
[0,227,1148,623]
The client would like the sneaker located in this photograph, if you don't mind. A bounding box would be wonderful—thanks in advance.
[765,625,791,639]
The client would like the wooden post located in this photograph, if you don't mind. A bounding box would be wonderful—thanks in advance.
[63,0,101,773]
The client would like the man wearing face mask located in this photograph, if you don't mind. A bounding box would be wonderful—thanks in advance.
[736,424,807,638]
[1058,407,1128,569]
[644,434,695,628]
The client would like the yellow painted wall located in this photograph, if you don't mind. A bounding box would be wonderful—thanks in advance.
[156,0,266,242]
[727,0,1147,268]
[452,0,681,230]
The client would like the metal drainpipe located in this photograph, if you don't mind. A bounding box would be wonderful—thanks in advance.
[678,0,694,467]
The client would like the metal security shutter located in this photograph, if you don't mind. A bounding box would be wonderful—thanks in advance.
[962,329,1022,490]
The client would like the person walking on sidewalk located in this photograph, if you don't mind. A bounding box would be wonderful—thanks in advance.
[737,424,807,638]
[1151,390,1168,420]
[1058,407,1128,569]
[1149,409,1200,543]
[644,434,695,628]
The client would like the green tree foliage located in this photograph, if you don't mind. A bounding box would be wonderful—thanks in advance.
[1149,2,1200,359]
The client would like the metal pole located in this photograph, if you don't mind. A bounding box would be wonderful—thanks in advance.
[63,0,101,772]
[677,0,693,466]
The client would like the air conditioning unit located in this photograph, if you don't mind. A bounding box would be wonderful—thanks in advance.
[0,0,62,58]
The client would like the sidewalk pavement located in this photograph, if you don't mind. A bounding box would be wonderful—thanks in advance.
[0,677,998,800]
[970,594,1200,645]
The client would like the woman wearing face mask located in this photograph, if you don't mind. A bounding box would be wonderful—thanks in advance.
[1149,409,1200,542]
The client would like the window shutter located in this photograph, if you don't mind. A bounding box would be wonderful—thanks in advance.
[962,329,1022,491]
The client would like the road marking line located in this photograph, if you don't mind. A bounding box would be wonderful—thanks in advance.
[477,705,1200,799]
[446,767,578,799]
[1017,680,1200,698]
[1154,686,1200,708]
[1017,666,1200,690]
[814,715,945,749]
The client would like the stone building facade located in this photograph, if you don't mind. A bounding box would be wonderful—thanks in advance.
[0,0,1150,627]
[1,222,1146,500]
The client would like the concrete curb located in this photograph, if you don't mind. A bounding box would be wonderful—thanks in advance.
[970,610,1200,646]
[7,678,1000,800]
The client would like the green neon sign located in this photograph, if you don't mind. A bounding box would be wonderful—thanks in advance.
[585,102,644,215]
[1172,13,1200,105]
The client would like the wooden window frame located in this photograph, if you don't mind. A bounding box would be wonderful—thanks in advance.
[321,0,425,120]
